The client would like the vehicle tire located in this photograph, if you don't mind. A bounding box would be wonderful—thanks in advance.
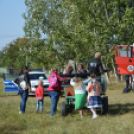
[61,102,67,116]
[132,81,134,92]
[102,77,107,93]
[101,96,108,115]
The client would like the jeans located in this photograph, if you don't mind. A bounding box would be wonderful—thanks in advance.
[19,89,28,113]
[36,99,44,113]
[48,91,60,116]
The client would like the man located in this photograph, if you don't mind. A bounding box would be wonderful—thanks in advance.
[14,66,31,114]
[87,52,104,77]
[87,52,109,94]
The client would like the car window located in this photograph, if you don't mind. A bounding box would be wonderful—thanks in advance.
[3,74,17,81]
[29,74,47,80]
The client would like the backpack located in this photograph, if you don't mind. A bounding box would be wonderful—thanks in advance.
[49,74,58,88]
[87,81,99,102]
[20,81,28,90]
[18,74,28,90]
[89,81,99,95]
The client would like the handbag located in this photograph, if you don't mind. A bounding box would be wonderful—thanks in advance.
[20,81,28,90]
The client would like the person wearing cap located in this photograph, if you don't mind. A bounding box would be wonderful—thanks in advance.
[87,52,104,77]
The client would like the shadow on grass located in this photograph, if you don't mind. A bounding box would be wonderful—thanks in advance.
[108,103,134,115]
[0,94,18,97]
[64,103,134,117]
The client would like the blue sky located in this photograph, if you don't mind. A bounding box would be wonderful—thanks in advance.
[0,0,26,51]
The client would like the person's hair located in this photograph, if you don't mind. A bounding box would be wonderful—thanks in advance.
[74,77,83,89]
[38,80,43,86]
[90,73,96,79]
[65,65,74,73]
[18,69,24,76]
[95,52,101,58]
[51,68,58,72]
[78,64,84,70]
[24,66,29,71]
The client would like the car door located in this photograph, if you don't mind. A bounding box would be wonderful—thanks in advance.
[3,73,19,92]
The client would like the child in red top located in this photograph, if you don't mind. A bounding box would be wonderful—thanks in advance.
[35,80,44,113]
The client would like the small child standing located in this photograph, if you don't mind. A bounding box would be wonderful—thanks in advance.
[70,77,87,118]
[86,73,102,119]
[35,80,44,113]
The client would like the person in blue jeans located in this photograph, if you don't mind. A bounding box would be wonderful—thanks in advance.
[35,81,44,113]
[48,68,68,116]
[18,88,29,113]
[36,99,44,113]
[14,66,31,114]
[48,91,60,116]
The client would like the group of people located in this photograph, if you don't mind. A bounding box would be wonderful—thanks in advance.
[48,52,106,119]
[15,52,107,119]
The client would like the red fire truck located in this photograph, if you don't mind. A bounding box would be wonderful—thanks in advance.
[115,45,134,91]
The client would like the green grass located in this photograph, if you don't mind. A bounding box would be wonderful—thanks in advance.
[0,78,134,134]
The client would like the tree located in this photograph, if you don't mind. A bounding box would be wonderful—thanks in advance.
[23,0,134,70]
[1,38,28,69]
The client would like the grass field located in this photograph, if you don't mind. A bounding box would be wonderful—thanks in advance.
[1,78,134,134]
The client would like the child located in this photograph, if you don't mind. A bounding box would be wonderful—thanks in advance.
[70,77,87,118]
[35,80,44,113]
[86,73,102,119]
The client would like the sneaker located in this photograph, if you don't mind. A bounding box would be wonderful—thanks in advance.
[92,115,98,119]
[19,111,23,114]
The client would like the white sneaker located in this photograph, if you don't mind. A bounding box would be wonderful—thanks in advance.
[19,111,23,114]
[92,115,98,119]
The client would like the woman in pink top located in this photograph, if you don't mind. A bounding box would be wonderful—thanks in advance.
[48,68,67,116]
[35,80,44,113]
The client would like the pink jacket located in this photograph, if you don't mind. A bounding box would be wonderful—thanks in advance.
[48,72,67,91]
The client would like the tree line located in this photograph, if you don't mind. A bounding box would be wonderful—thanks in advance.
[1,0,134,71]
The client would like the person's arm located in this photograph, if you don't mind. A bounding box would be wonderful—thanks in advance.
[24,73,31,92]
[35,88,38,98]
[14,77,18,84]
[99,63,105,75]
[56,74,69,81]
[70,78,75,86]
[99,62,111,74]
[83,77,90,85]
[86,82,90,92]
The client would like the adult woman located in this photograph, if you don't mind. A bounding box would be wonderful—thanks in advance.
[63,65,75,74]
[48,68,67,116]
[14,66,31,114]
[77,64,87,74]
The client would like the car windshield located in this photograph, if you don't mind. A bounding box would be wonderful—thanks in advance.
[29,74,47,80]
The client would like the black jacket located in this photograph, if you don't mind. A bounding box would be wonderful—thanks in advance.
[87,58,104,76]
